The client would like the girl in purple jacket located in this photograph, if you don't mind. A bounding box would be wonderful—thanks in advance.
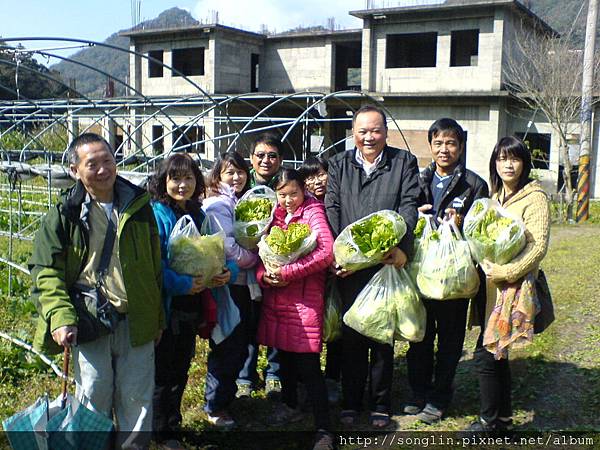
[256,169,334,449]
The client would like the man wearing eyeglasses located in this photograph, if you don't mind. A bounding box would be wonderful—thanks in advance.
[249,133,283,188]
[236,132,283,401]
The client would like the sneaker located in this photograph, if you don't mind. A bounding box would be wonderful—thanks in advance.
[313,429,336,450]
[402,398,425,415]
[460,417,506,437]
[236,382,254,399]
[268,402,304,426]
[415,403,444,424]
[325,378,340,405]
[265,378,282,400]
[206,411,236,428]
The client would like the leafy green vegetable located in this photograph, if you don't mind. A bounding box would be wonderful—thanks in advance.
[464,200,526,264]
[414,217,427,238]
[350,214,399,257]
[393,270,426,342]
[416,229,479,300]
[344,265,424,345]
[235,198,273,222]
[334,211,406,272]
[169,234,225,282]
[265,223,311,256]
[323,281,342,342]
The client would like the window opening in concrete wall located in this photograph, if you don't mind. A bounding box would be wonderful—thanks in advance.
[450,29,479,67]
[172,47,205,76]
[516,132,550,169]
[334,41,362,90]
[173,125,205,154]
[386,33,437,68]
[152,125,164,154]
[251,53,259,92]
[148,50,164,78]
[115,128,124,152]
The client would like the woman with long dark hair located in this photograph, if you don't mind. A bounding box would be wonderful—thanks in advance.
[201,150,260,427]
[467,136,550,433]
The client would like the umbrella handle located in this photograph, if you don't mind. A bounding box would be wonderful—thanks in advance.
[60,346,70,409]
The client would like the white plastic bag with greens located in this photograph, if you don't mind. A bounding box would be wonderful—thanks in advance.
[463,198,527,265]
[257,223,317,273]
[416,219,479,300]
[234,185,277,250]
[168,214,225,284]
[333,210,406,272]
[406,214,435,284]
[343,265,425,345]
[323,278,343,343]
[393,268,427,342]
[343,265,397,345]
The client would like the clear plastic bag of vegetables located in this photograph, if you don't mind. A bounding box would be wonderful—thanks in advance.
[393,268,426,343]
[463,198,527,265]
[168,214,226,284]
[343,265,398,345]
[333,210,407,272]
[416,220,479,300]
[406,214,435,284]
[234,186,277,250]
[257,222,317,273]
[323,278,342,343]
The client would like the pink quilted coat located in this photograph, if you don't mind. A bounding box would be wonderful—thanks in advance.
[256,196,334,353]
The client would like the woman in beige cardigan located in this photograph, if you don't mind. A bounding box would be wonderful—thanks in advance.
[467,136,550,433]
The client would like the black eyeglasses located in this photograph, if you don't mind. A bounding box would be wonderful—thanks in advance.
[253,152,279,160]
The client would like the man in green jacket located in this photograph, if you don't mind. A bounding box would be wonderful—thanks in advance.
[29,133,163,449]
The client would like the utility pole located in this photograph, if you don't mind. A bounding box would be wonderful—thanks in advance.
[577,0,598,222]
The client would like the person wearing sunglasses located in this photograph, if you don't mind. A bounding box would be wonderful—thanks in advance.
[249,133,284,189]
[236,133,284,401]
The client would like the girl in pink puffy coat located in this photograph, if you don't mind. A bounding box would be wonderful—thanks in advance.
[256,168,334,449]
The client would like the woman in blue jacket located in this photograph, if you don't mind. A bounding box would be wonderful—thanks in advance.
[148,153,230,448]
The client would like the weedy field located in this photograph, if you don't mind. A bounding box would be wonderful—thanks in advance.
[0,206,598,450]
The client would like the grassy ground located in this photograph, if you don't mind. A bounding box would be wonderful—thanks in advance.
[0,217,599,449]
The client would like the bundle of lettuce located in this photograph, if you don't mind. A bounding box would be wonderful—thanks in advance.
[394,268,427,342]
[257,222,317,273]
[234,186,277,250]
[406,215,435,284]
[416,220,479,300]
[322,279,342,342]
[343,265,425,345]
[168,215,225,283]
[333,210,406,272]
[463,198,526,265]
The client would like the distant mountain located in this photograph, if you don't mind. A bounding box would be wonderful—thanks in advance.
[50,7,199,97]
[49,1,587,98]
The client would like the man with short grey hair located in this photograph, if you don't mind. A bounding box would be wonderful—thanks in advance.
[30,132,163,449]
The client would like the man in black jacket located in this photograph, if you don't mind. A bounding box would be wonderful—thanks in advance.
[405,118,489,424]
[325,105,420,428]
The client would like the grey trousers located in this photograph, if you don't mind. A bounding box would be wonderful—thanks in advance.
[74,318,155,450]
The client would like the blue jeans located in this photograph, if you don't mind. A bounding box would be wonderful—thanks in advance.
[235,291,280,385]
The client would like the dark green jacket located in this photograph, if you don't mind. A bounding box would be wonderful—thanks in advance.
[29,176,164,354]
[249,169,280,189]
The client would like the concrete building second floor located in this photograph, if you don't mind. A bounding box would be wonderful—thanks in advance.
[122,0,554,97]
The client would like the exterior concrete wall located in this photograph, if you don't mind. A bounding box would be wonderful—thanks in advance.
[213,31,263,93]
[381,100,501,183]
[261,37,333,93]
[133,33,214,96]
[368,13,501,93]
